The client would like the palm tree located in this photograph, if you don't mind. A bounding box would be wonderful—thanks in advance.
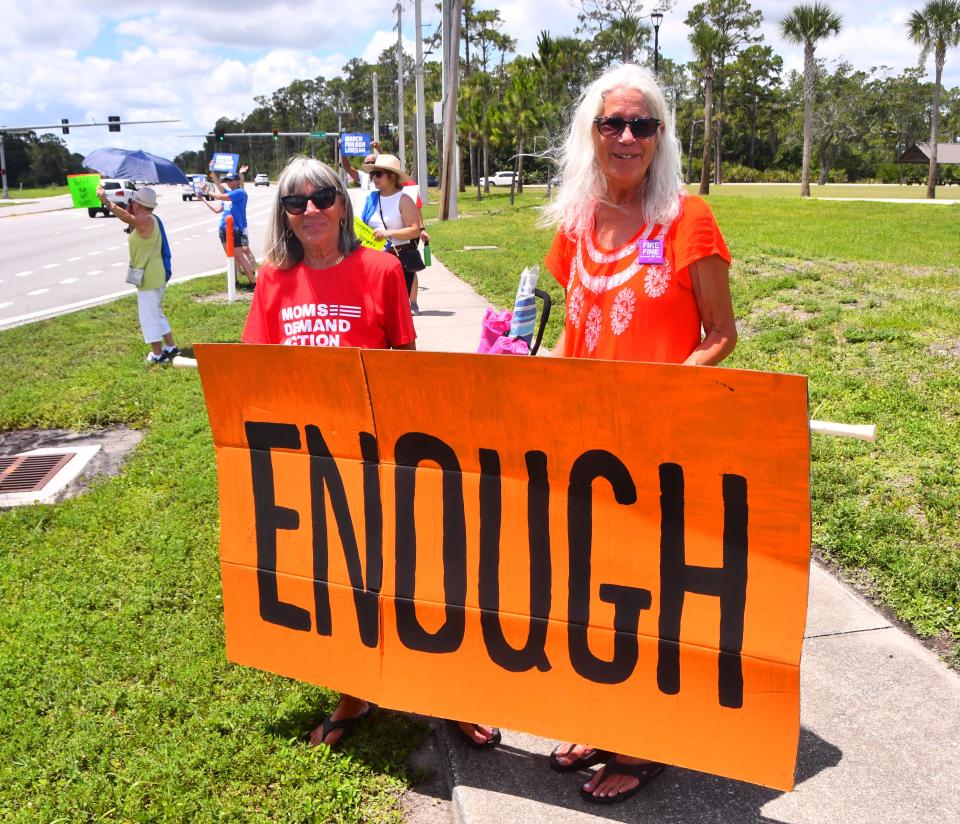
[908,0,960,199]
[780,3,843,198]
[690,23,722,196]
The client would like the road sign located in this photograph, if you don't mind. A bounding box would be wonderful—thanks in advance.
[309,131,327,138]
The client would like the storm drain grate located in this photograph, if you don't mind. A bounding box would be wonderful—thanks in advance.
[0,452,76,493]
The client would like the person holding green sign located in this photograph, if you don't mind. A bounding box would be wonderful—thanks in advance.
[96,185,180,365]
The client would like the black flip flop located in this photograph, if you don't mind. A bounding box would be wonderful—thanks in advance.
[312,702,377,747]
[579,758,665,805]
[452,722,502,749]
[548,744,611,772]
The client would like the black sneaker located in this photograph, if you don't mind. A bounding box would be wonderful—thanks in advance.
[162,347,181,361]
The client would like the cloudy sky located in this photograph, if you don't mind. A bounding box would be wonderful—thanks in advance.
[2,0,948,163]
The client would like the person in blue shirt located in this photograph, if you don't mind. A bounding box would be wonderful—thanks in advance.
[202,164,257,285]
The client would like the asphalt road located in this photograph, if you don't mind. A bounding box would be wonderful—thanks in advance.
[0,184,275,330]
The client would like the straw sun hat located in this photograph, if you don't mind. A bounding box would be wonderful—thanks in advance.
[361,154,411,183]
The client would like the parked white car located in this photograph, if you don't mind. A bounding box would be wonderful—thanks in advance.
[481,170,516,187]
[254,173,270,186]
[89,179,136,218]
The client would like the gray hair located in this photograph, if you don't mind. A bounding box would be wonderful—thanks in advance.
[265,156,360,270]
[539,63,685,239]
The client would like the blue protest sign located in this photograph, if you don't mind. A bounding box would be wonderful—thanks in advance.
[210,153,240,174]
[341,133,371,156]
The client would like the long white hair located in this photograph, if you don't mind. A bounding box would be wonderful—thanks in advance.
[540,63,684,239]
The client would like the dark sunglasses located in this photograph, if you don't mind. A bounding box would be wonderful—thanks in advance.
[280,187,339,214]
[594,116,661,139]
[369,169,388,178]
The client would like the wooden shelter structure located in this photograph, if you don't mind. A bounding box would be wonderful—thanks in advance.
[895,143,960,185]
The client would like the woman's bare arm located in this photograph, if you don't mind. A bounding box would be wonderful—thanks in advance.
[684,254,737,366]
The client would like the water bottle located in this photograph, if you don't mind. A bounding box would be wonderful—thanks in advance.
[423,239,432,266]
[509,265,539,344]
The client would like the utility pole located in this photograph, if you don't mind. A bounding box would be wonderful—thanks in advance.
[414,0,428,201]
[395,2,406,169]
[0,117,178,199]
[372,73,380,145]
[439,0,461,220]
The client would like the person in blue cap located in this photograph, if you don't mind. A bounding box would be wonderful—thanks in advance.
[202,164,258,285]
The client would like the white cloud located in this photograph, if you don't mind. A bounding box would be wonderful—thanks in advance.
[4,1,959,167]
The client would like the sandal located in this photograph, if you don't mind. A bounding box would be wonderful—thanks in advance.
[452,721,502,749]
[548,744,611,772]
[310,701,377,747]
[579,758,665,805]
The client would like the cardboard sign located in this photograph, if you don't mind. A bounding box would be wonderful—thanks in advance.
[196,345,812,791]
[341,132,372,156]
[353,216,387,251]
[210,153,240,174]
[67,173,101,208]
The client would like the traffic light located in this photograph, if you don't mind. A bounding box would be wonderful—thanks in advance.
[214,126,225,142]
[272,128,279,141]
[108,116,121,133]
[61,119,69,135]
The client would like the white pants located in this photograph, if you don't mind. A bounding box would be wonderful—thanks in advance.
[137,286,172,343]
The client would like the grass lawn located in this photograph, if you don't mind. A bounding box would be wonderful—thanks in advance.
[4,185,71,199]
[0,287,424,822]
[685,182,960,200]
[1,186,957,818]
[424,189,960,667]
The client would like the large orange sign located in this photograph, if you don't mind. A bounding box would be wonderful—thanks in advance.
[196,343,811,790]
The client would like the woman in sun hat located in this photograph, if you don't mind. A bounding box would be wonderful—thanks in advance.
[97,185,179,364]
[359,154,425,314]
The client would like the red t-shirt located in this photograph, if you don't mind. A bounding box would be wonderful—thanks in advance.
[242,246,416,349]
[544,195,730,364]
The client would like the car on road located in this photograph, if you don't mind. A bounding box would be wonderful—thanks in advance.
[427,174,439,187]
[254,173,270,187]
[181,175,213,202]
[480,170,516,187]
[89,179,136,218]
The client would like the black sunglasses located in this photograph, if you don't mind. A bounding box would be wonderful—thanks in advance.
[280,187,339,215]
[369,169,388,178]
[594,116,661,139]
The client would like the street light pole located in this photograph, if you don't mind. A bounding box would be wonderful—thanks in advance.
[651,10,664,77]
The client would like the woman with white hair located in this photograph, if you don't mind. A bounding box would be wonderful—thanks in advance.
[541,63,737,805]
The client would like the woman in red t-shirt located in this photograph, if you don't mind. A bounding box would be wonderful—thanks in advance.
[541,64,738,805]
[244,157,499,753]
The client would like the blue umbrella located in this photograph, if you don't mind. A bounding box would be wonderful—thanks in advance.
[82,147,190,185]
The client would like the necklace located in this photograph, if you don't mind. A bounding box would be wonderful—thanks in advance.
[307,252,345,269]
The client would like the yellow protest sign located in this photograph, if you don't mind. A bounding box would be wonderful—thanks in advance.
[196,344,812,791]
[353,216,387,251]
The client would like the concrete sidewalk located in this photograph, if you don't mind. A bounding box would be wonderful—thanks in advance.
[409,253,960,824]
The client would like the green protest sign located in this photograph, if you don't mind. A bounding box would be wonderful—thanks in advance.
[67,174,102,208]
[353,216,387,251]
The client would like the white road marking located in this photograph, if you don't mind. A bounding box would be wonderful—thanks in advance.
[111,262,125,267]
[0,302,12,310]
[59,278,79,284]
[85,270,103,276]
[27,288,50,296]
[42,263,60,269]
[107,246,118,251]
[14,271,34,277]
[66,256,83,262]
[88,250,103,255]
